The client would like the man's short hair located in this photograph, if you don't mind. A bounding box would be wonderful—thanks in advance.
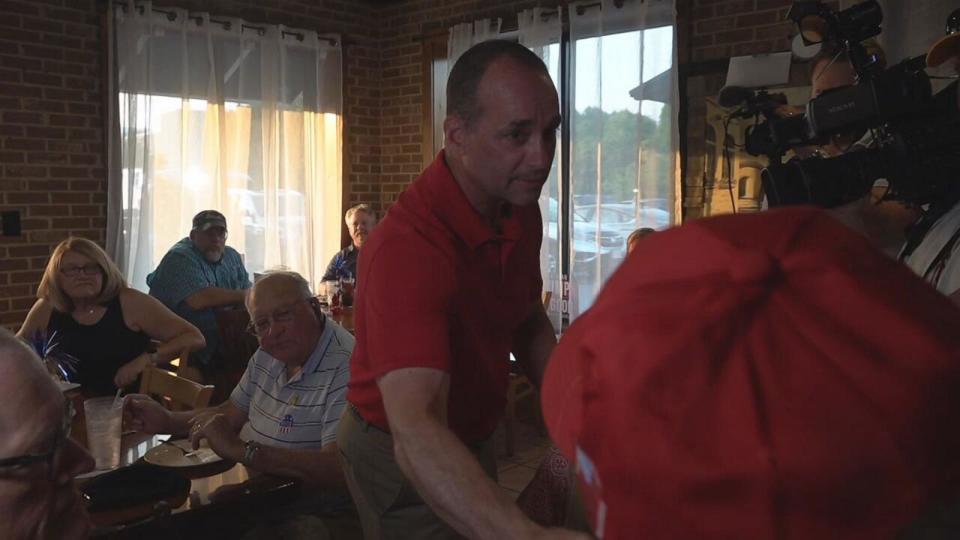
[446,39,551,126]
[257,269,313,299]
[627,228,657,246]
[191,209,228,232]
[345,203,375,224]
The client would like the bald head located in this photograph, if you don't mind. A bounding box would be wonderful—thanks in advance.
[0,329,55,436]
[246,271,321,367]
[246,271,312,311]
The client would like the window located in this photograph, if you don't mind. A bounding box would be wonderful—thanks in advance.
[110,6,343,291]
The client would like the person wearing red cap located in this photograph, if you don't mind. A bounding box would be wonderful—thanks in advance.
[337,40,586,539]
[543,207,960,540]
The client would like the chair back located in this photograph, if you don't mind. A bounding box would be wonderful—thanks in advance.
[139,366,214,411]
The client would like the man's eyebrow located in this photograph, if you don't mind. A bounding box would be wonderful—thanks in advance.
[501,119,534,131]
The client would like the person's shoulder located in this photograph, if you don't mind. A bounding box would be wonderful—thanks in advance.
[223,245,245,263]
[157,239,199,265]
[117,287,162,311]
[324,320,355,358]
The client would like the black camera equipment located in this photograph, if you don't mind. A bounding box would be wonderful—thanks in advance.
[732,0,960,212]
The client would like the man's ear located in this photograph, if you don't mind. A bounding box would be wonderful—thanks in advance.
[443,114,466,153]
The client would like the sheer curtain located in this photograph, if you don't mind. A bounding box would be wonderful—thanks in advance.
[430,19,503,156]
[567,0,678,319]
[518,8,563,331]
[107,1,343,292]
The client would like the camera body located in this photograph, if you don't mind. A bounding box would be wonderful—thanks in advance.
[739,0,960,210]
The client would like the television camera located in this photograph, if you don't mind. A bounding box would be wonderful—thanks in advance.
[720,0,960,211]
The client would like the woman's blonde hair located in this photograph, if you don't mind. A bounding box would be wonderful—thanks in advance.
[37,237,127,313]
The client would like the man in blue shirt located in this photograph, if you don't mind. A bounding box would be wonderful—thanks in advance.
[321,203,376,283]
[147,210,250,373]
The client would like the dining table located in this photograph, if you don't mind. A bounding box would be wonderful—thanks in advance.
[66,390,303,539]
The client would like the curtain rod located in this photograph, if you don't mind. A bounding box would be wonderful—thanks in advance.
[576,0,627,16]
[123,5,339,46]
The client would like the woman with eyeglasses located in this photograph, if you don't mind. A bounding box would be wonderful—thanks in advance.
[16,237,205,396]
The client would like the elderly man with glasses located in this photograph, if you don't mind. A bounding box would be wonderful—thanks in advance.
[147,210,251,378]
[127,270,356,538]
[0,327,95,540]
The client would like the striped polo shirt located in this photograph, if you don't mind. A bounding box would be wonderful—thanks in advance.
[231,319,353,448]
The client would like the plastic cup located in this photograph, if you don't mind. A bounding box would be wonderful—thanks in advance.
[83,397,123,470]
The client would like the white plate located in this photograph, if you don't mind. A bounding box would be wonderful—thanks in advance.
[143,439,223,468]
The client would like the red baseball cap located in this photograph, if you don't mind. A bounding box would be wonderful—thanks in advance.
[543,207,960,539]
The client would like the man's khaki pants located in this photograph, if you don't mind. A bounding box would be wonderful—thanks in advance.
[337,405,498,540]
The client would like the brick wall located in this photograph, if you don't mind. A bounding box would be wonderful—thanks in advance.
[0,0,106,327]
[0,0,379,328]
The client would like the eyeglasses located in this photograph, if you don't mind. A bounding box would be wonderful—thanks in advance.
[59,264,101,278]
[0,400,74,480]
[197,228,228,240]
[246,299,310,337]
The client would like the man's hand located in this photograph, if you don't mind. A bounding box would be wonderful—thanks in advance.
[123,394,171,434]
[189,413,243,462]
[113,353,150,388]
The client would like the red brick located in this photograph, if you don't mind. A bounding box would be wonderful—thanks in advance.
[0,1,41,16]
[9,270,42,284]
[49,114,85,127]
[21,44,62,61]
[52,217,90,229]
[6,192,49,204]
[0,259,28,272]
[21,71,62,86]
[3,111,42,124]
[49,166,89,178]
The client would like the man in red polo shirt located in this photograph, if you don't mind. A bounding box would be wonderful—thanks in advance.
[337,40,586,539]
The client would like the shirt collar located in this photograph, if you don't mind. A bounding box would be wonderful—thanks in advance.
[423,150,524,250]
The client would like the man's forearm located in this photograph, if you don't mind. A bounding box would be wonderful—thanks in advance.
[251,445,347,491]
[184,287,247,310]
[394,417,539,540]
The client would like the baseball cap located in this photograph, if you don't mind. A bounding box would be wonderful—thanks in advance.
[191,210,227,232]
[543,207,960,539]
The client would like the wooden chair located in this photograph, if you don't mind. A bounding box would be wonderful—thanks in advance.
[139,366,215,411]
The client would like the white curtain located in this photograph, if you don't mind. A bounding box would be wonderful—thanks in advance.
[567,0,679,319]
[430,19,503,156]
[518,8,563,331]
[106,0,343,292]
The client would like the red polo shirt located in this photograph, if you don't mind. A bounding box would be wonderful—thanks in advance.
[347,151,543,444]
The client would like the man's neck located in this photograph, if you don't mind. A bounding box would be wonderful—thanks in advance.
[444,152,504,231]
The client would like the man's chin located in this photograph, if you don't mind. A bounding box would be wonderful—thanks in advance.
[204,251,224,263]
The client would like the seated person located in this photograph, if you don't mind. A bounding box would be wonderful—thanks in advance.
[626,227,656,255]
[322,204,376,284]
[147,210,251,376]
[125,271,354,537]
[17,237,205,396]
[0,326,96,540]
[543,208,960,538]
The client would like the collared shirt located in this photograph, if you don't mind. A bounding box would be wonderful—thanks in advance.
[146,238,250,365]
[231,319,353,448]
[347,151,543,444]
[322,244,359,282]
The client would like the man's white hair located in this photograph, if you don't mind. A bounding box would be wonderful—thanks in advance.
[345,203,375,224]
[256,269,313,299]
